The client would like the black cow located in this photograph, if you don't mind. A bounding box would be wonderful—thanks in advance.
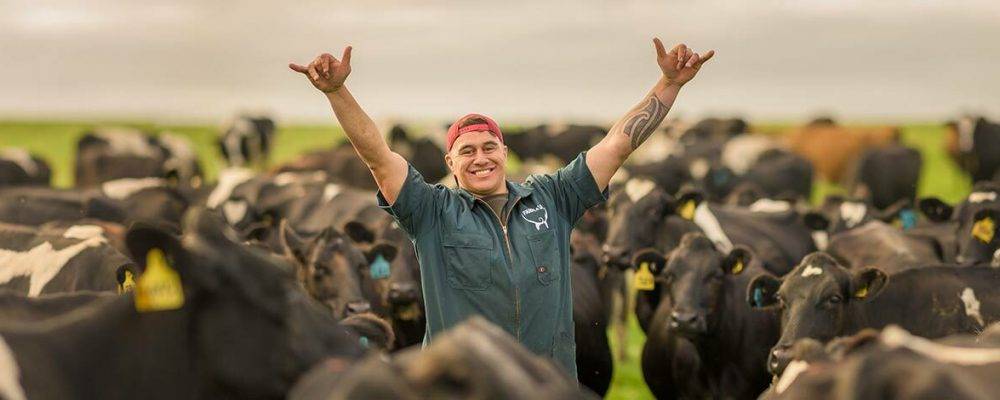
[0,179,188,227]
[0,148,51,186]
[945,115,1000,183]
[0,290,115,321]
[569,230,614,396]
[0,222,137,296]
[637,234,779,399]
[0,208,364,399]
[289,317,597,400]
[75,129,203,188]
[742,149,814,201]
[749,252,1000,375]
[218,115,277,168]
[822,220,942,274]
[844,144,922,211]
[503,124,607,165]
[919,183,1000,265]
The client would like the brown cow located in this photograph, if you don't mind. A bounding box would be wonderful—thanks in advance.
[784,121,899,182]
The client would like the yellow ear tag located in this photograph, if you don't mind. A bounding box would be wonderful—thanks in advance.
[679,200,697,220]
[134,248,185,312]
[972,217,995,244]
[634,262,656,291]
[854,285,868,299]
[731,259,744,275]
[118,270,136,294]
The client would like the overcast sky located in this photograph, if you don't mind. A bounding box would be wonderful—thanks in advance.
[1,0,998,124]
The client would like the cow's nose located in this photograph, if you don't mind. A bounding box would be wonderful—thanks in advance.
[389,282,418,304]
[602,246,631,269]
[345,301,371,316]
[768,345,792,376]
[669,311,706,334]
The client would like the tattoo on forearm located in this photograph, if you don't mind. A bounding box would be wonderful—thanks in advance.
[622,97,669,150]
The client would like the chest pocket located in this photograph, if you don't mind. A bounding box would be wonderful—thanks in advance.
[442,232,495,290]
[527,230,560,285]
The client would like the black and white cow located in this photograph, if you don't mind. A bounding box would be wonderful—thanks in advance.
[919,183,1000,265]
[637,234,779,399]
[218,115,277,168]
[0,148,51,187]
[946,115,1000,183]
[75,129,203,189]
[844,144,922,211]
[0,222,137,296]
[0,208,364,399]
[749,252,1000,376]
[0,290,116,321]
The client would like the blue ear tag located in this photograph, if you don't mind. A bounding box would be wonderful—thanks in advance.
[753,287,764,307]
[370,254,391,280]
[899,209,917,231]
[359,336,370,348]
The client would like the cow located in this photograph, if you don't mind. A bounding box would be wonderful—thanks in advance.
[288,317,597,400]
[0,148,51,187]
[0,208,364,399]
[918,183,1000,265]
[740,148,814,201]
[784,123,899,182]
[74,129,203,189]
[218,114,277,168]
[844,144,922,211]
[945,115,1000,183]
[503,124,608,165]
[637,234,779,399]
[0,222,137,296]
[749,252,1000,376]
[0,290,116,321]
[568,230,614,396]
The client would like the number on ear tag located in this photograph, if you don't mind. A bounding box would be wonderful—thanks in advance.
[731,259,744,275]
[118,270,136,294]
[370,254,391,280]
[134,248,185,312]
[972,217,995,244]
[634,262,656,291]
[679,200,697,220]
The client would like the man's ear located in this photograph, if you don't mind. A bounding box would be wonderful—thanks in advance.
[723,246,752,275]
[919,197,953,222]
[747,274,781,309]
[851,268,888,301]
[632,248,668,275]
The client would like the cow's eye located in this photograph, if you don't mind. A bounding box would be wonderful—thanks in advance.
[828,295,842,304]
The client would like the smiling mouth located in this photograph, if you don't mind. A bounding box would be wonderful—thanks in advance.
[469,166,495,177]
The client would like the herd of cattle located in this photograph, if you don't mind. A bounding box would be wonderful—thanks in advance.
[1,114,1000,399]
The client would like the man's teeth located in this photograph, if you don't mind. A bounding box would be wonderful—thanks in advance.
[472,168,493,177]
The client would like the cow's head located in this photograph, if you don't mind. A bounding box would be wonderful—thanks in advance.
[125,208,362,398]
[636,233,756,336]
[279,221,373,319]
[347,218,423,324]
[602,179,700,269]
[920,185,1000,265]
[747,252,888,376]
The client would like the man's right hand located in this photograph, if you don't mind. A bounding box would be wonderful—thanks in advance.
[289,46,353,93]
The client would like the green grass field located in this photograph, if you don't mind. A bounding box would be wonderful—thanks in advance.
[0,120,973,399]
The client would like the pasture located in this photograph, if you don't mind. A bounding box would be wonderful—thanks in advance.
[0,119,974,399]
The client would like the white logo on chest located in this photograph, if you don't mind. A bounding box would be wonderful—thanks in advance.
[521,204,549,231]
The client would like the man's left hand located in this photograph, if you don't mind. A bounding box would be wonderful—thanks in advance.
[653,38,715,87]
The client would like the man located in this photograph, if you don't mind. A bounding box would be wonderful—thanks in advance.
[290,39,714,377]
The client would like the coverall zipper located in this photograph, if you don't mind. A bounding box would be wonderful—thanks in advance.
[477,195,522,341]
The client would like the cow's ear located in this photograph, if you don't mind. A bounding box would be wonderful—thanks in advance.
[344,221,376,244]
[723,246,752,275]
[747,274,781,309]
[803,212,830,232]
[632,248,667,275]
[365,242,398,264]
[115,263,141,294]
[126,221,216,300]
[676,190,705,220]
[278,219,308,264]
[919,197,953,222]
[851,268,888,301]
[971,209,998,244]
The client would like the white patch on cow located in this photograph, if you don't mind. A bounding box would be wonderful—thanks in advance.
[774,360,809,394]
[96,129,158,157]
[957,116,976,152]
[0,335,27,400]
[812,231,829,251]
[881,325,1000,365]
[960,287,985,327]
[273,172,300,187]
[322,183,343,203]
[63,225,105,240]
[100,177,166,200]
[629,130,679,163]
[0,148,38,176]
[750,199,791,213]
[158,133,197,179]
[273,171,326,187]
[801,264,824,277]
[624,178,656,203]
[722,135,777,174]
[688,158,710,180]
[839,202,867,229]
[991,249,1000,268]
[968,191,997,204]
[222,200,249,224]
[0,235,107,296]
[207,168,255,208]
[693,203,733,252]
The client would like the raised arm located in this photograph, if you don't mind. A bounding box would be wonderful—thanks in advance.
[586,39,715,191]
[290,47,409,203]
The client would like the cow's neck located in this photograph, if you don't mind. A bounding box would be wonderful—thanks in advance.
[29,295,203,398]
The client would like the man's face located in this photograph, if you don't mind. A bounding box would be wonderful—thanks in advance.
[446,131,507,196]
